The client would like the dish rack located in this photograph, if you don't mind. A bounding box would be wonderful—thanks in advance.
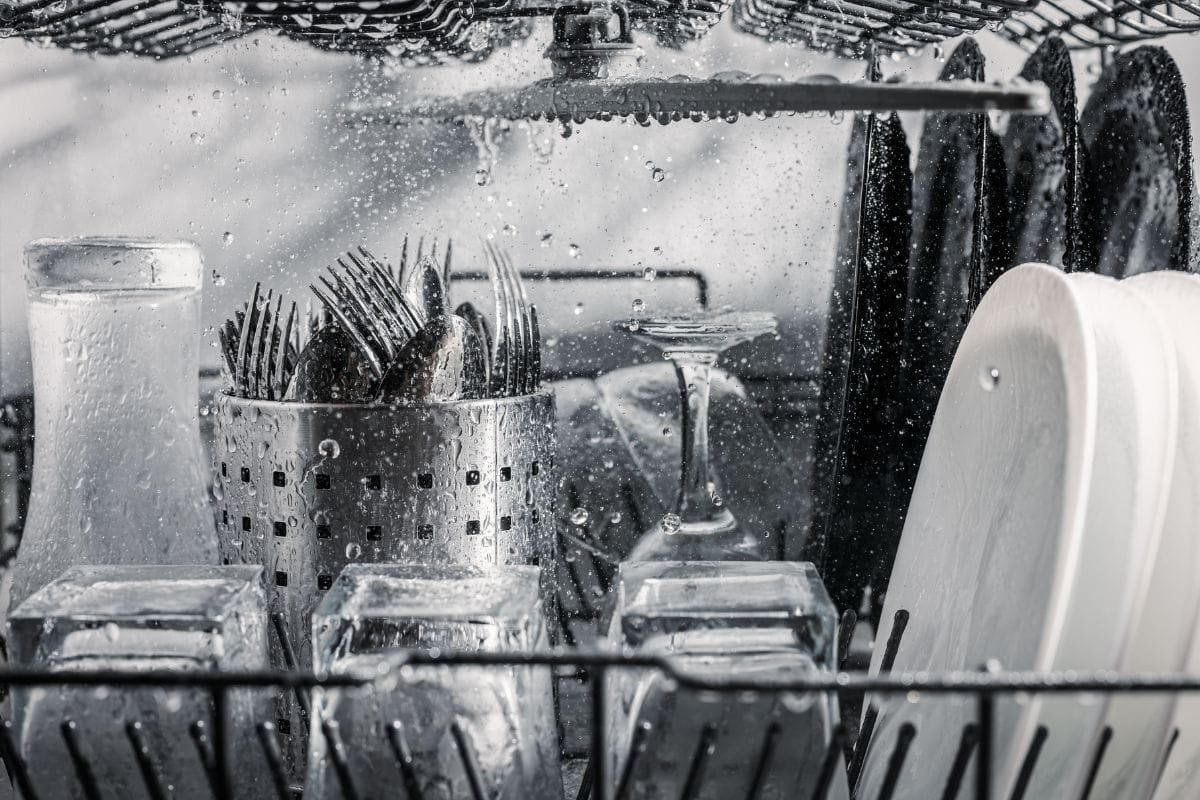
[2,606,1199,800]
[1,0,1195,60]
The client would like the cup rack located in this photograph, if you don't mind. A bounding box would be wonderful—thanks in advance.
[1002,0,1200,49]
[0,606,1196,800]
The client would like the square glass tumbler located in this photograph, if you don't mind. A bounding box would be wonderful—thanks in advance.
[7,564,269,799]
[605,561,849,800]
[305,564,562,800]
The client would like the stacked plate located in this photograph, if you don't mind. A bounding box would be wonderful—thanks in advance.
[855,263,1200,800]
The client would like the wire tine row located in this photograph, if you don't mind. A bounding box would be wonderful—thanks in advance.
[1002,0,1200,47]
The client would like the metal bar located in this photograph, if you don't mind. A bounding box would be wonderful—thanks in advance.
[1007,725,1048,800]
[255,722,292,800]
[386,720,426,800]
[451,268,709,310]
[211,686,233,800]
[614,722,651,800]
[977,693,994,800]
[811,723,849,800]
[450,720,488,800]
[190,720,221,797]
[0,719,39,800]
[126,721,169,800]
[322,720,361,800]
[60,720,102,800]
[592,665,609,800]
[680,723,719,800]
[940,724,978,800]
[881,609,909,673]
[744,721,781,800]
[1151,727,1181,797]
[878,722,917,800]
[1079,727,1113,800]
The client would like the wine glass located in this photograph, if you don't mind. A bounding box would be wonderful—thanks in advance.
[615,311,777,561]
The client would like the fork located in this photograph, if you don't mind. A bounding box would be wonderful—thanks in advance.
[219,283,299,400]
[484,242,542,396]
[310,246,426,381]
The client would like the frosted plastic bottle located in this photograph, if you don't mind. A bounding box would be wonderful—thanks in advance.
[9,237,217,614]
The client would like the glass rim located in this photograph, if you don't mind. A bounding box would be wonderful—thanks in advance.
[25,236,199,253]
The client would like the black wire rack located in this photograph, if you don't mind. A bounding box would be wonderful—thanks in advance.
[0,0,243,57]
[3,615,1200,800]
[1002,0,1200,49]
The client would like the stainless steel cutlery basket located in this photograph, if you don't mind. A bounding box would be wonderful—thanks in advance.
[212,389,556,771]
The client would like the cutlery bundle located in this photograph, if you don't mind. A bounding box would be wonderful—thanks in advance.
[218,239,542,404]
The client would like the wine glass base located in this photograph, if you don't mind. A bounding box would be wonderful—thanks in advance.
[627,511,772,562]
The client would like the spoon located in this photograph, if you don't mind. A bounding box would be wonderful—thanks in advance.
[284,324,377,403]
[376,315,487,403]
[455,301,493,388]
[403,255,448,322]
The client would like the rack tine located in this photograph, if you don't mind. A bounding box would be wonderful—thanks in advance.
[0,718,39,800]
[1151,727,1181,797]
[1079,727,1114,800]
[939,723,978,800]
[847,704,878,790]
[385,721,425,800]
[680,723,719,800]
[255,722,292,800]
[322,720,361,800]
[877,723,917,800]
[575,757,595,800]
[450,720,488,800]
[189,720,221,798]
[1007,725,1047,800]
[271,612,311,715]
[60,720,102,800]
[125,721,169,800]
[614,721,651,800]
[744,721,782,800]
[810,722,850,800]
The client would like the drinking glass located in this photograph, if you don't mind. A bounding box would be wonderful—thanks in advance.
[615,312,776,561]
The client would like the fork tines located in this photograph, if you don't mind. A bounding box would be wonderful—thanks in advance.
[221,283,300,401]
[484,241,540,397]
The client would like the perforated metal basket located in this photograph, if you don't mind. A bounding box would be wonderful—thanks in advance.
[212,390,557,776]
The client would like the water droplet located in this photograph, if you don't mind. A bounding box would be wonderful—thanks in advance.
[651,167,666,182]
[103,622,120,642]
[568,243,581,259]
[609,511,622,524]
[642,266,657,281]
[212,89,223,99]
[189,131,204,145]
[502,223,517,236]
[222,231,234,246]
[662,426,672,437]
[662,513,681,533]
[318,438,341,458]
[475,168,491,186]
[569,507,589,526]
[345,542,362,559]
[539,231,554,248]
[573,302,584,316]
[979,366,1000,391]
[632,298,645,313]
[210,269,226,286]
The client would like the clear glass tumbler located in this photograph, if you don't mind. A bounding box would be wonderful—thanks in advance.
[10,237,218,612]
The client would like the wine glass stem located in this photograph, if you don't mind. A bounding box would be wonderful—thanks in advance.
[671,351,721,522]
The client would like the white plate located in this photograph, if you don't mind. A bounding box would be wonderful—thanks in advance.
[856,264,1177,799]
[1126,272,1200,800]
